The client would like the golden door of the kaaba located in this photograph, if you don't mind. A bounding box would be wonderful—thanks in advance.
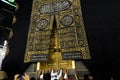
[24,0,91,75]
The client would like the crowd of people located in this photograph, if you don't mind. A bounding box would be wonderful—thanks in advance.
[0,70,93,80]
[39,69,67,80]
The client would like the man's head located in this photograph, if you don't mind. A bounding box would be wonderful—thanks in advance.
[30,77,36,80]
[43,73,51,80]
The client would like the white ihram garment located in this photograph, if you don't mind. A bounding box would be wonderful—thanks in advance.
[51,69,62,80]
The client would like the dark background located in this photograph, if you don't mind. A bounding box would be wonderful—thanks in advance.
[2,0,120,80]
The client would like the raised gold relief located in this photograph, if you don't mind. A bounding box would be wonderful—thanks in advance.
[24,0,90,70]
